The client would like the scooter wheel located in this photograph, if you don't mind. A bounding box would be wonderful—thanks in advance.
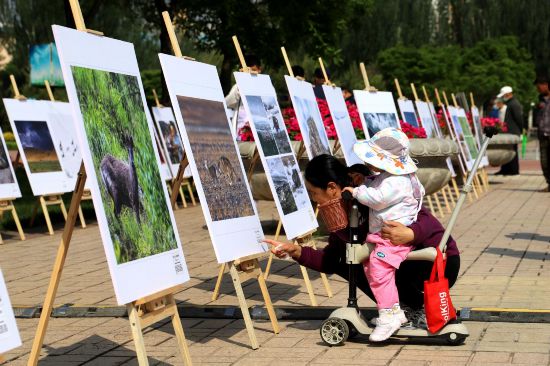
[445,332,466,345]
[320,318,349,346]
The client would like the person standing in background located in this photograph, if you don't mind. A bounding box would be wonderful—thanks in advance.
[312,68,327,100]
[495,86,524,175]
[534,75,550,192]
[496,97,507,122]
[225,55,262,140]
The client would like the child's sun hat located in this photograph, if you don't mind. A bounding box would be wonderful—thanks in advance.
[353,127,417,175]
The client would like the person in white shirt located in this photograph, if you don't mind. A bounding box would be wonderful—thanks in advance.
[225,55,262,140]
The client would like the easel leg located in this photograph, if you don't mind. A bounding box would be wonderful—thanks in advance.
[27,166,87,366]
[11,206,25,241]
[168,295,193,366]
[184,180,197,206]
[179,186,188,208]
[451,178,460,200]
[440,186,451,213]
[60,200,68,221]
[433,193,444,217]
[127,304,150,366]
[426,195,435,214]
[300,265,318,306]
[77,205,87,228]
[263,220,282,280]
[254,261,280,334]
[229,262,259,349]
[211,262,226,301]
[40,197,54,235]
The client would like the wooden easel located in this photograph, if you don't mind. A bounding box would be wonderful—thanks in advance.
[451,92,484,197]
[45,80,93,228]
[8,75,69,235]
[28,4,192,365]
[440,90,477,202]
[256,46,333,305]
[434,88,462,200]
[152,88,197,209]
[422,85,456,214]
[162,16,279,348]
[0,78,26,243]
[318,57,341,155]
[469,92,490,191]
[411,82,446,218]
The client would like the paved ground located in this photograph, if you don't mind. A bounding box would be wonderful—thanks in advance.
[1,154,550,365]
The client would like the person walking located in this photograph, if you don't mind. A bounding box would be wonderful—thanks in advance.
[495,86,524,175]
[534,75,550,192]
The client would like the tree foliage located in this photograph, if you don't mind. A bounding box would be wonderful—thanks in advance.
[377,36,536,109]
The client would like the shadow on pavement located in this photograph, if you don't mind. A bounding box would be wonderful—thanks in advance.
[505,232,550,243]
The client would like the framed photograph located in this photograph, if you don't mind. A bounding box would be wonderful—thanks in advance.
[0,268,21,354]
[447,106,475,171]
[0,127,21,200]
[471,106,483,147]
[415,101,437,138]
[322,85,363,166]
[3,99,81,196]
[159,55,266,263]
[397,99,420,127]
[53,25,189,305]
[285,76,331,159]
[457,107,488,167]
[151,106,192,179]
[353,90,400,138]
[235,72,318,240]
[427,102,444,138]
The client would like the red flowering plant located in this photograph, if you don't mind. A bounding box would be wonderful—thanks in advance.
[399,120,427,139]
[481,117,508,133]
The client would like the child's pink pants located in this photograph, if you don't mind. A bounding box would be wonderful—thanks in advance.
[364,232,413,309]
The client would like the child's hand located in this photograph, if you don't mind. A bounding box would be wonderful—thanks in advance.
[342,187,355,195]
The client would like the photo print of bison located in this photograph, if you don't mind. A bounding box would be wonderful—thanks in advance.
[291,95,331,157]
[71,66,178,264]
[245,95,292,157]
[363,112,399,138]
[0,135,15,184]
[158,120,184,164]
[177,95,255,221]
[14,120,63,173]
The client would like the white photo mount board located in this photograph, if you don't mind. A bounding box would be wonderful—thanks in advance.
[353,90,400,139]
[448,106,476,171]
[151,106,192,179]
[0,268,22,354]
[235,72,318,240]
[53,25,189,305]
[426,102,457,178]
[3,99,83,196]
[415,100,437,138]
[0,126,21,199]
[457,107,488,168]
[159,54,266,264]
[397,98,420,128]
[284,76,332,159]
[321,85,363,166]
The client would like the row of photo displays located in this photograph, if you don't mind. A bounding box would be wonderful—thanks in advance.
[0,24,483,307]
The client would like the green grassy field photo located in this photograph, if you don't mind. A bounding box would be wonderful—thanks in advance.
[71,66,177,264]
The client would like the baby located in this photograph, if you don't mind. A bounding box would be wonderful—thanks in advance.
[344,127,425,342]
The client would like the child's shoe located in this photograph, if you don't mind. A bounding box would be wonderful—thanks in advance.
[369,308,402,342]
[370,303,407,326]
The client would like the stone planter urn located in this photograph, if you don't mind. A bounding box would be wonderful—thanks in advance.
[239,138,459,200]
[486,133,521,167]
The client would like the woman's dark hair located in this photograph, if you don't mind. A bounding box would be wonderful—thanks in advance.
[348,163,372,177]
[305,154,351,189]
